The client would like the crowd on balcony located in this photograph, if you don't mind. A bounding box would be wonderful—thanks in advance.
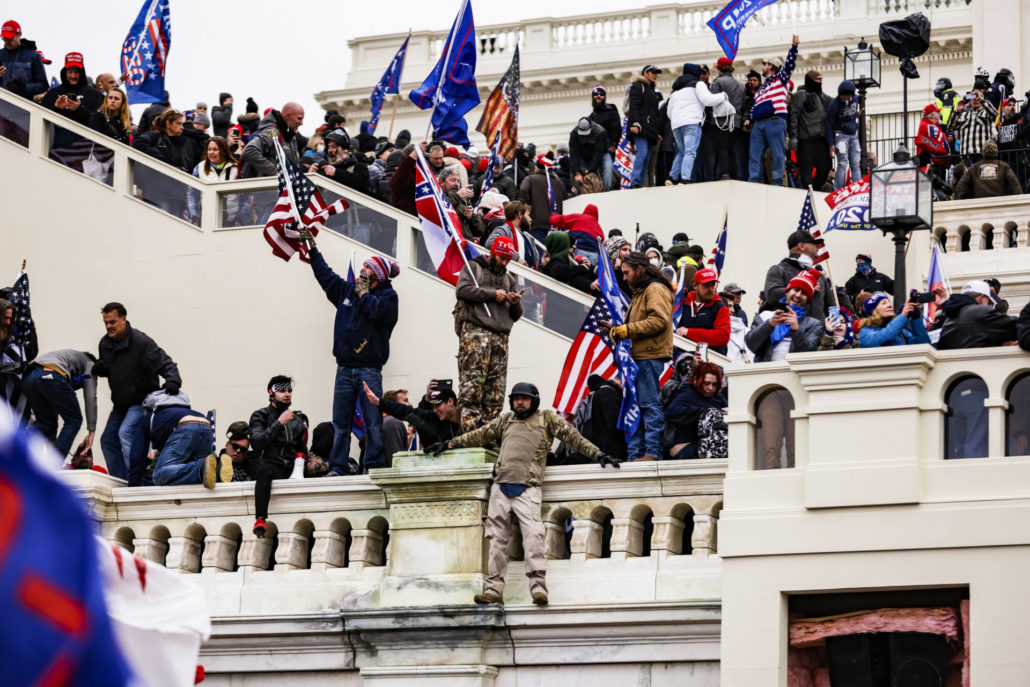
[3,23,1030,540]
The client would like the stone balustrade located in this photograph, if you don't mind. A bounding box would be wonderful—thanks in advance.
[64,451,725,612]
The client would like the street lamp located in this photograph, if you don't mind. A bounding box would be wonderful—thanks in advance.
[844,39,881,175]
[869,144,933,310]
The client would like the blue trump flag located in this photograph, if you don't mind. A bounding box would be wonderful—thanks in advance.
[0,412,132,686]
[120,0,172,105]
[347,259,366,441]
[369,34,410,135]
[409,0,479,146]
[595,239,641,440]
[706,0,780,60]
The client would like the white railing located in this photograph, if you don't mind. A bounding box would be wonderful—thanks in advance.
[933,196,1030,253]
[552,13,652,48]
[870,0,971,14]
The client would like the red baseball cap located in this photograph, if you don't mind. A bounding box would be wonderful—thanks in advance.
[1,20,20,39]
[716,57,733,69]
[36,50,51,65]
[64,52,84,70]
[922,103,941,116]
[490,236,517,259]
[694,268,719,284]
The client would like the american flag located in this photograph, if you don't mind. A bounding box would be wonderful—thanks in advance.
[475,137,501,208]
[475,45,520,161]
[797,190,829,265]
[264,140,347,263]
[552,296,619,415]
[708,214,728,277]
[614,118,635,189]
[120,0,172,105]
[1,270,36,423]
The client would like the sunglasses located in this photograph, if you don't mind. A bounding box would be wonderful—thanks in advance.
[230,442,248,453]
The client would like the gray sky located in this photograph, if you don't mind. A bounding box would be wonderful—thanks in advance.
[16,0,640,130]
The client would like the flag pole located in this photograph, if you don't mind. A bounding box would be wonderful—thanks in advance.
[274,137,304,227]
[806,185,839,308]
[425,0,471,142]
[388,29,411,141]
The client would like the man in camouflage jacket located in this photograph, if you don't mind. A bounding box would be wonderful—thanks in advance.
[429,382,621,606]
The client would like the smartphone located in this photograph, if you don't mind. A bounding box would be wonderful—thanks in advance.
[775,303,790,312]
[909,290,937,304]
[437,379,453,392]
[697,343,709,362]
[828,305,841,328]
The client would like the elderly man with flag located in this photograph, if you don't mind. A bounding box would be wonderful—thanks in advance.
[299,228,399,475]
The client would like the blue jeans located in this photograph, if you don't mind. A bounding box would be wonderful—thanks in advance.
[22,365,82,458]
[627,359,667,460]
[152,424,215,485]
[330,366,384,473]
[600,152,614,189]
[629,136,651,188]
[834,132,862,189]
[671,124,702,182]
[100,404,146,480]
[748,117,787,185]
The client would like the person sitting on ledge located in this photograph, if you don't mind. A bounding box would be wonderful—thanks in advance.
[427,382,621,607]
[218,420,253,483]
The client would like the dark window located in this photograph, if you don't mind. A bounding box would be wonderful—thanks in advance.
[755,388,795,469]
[1006,373,1030,457]
[944,376,988,459]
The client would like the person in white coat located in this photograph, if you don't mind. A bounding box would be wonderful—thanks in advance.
[666,63,727,184]
[189,136,241,225]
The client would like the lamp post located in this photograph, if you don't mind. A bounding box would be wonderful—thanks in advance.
[869,144,933,311]
[843,39,881,175]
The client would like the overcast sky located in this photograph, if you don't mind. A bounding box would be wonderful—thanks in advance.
[14,0,641,129]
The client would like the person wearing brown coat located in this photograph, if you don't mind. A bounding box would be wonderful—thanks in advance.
[955,140,1022,199]
[607,252,674,462]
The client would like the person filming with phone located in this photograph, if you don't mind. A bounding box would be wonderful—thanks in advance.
[746,270,823,362]
[856,292,931,348]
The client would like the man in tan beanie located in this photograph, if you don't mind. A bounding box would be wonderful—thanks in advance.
[955,140,1022,199]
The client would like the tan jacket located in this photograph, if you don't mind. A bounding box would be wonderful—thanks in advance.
[626,279,674,360]
[454,256,523,334]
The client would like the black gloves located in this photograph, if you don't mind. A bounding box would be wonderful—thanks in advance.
[598,453,622,469]
[163,380,181,395]
[91,360,108,377]
[426,441,450,457]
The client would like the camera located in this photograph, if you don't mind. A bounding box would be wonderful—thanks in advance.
[909,289,936,304]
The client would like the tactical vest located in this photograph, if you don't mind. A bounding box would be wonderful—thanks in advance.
[494,412,549,486]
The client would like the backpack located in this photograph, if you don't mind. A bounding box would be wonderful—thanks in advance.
[552,392,595,465]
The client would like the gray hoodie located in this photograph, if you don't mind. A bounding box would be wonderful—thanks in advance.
[32,350,98,431]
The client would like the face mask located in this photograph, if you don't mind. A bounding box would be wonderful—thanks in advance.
[797,254,814,269]
[649,257,662,268]
[857,262,874,275]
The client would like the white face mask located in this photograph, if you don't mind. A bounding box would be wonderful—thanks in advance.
[797,254,813,269]
[649,257,662,268]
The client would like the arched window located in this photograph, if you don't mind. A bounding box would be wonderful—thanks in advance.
[945,376,989,459]
[755,388,795,469]
[1006,373,1030,457]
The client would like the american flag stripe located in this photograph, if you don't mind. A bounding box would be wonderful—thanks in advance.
[475,46,519,160]
[553,296,620,416]
[797,191,829,265]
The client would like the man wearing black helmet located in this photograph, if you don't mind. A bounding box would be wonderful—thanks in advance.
[314,128,370,194]
[933,77,958,127]
[428,382,622,606]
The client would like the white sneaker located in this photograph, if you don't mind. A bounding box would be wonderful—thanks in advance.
[290,457,305,479]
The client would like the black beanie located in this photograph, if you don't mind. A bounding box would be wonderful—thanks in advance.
[219,92,232,105]
[246,97,258,114]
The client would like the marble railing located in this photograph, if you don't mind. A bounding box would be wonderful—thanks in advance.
[871,0,971,14]
[65,452,725,608]
[933,196,1030,253]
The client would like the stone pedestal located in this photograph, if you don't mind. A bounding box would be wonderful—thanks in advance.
[369,449,496,606]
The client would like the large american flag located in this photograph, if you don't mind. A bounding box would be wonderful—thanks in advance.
[553,296,619,415]
[1,271,36,423]
[708,214,728,277]
[475,45,520,161]
[263,141,347,262]
[797,190,828,265]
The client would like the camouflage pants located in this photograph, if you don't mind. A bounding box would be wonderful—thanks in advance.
[457,321,509,433]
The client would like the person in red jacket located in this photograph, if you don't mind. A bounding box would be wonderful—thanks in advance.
[674,268,731,355]
[549,204,604,267]
[915,103,952,179]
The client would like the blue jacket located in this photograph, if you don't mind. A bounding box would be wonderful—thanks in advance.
[858,313,931,347]
[825,81,861,140]
[0,45,48,97]
[310,248,398,369]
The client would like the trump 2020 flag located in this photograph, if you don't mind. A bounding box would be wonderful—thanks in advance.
[824,176,873,232]
[414,146,478,285]
[120,0,172,105]
[614,118,635,189]
[369,34,409,135]
[595,239,641,439]
[409,0,479,147]
[707,0,781,60]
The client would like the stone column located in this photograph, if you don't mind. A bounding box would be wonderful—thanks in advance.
[348,529,384,571]
[310,530,349,571]
[201,534,239,573]
[691,514,717,557]
[608,517,643,560]
[569,520,603,561]
[132,537,169,565]
[944,228,961,254]
[369,448,496,606]
[650,516,686,557]
[274,532,311,571]
[237,533,275,572]
[166,535,203,574]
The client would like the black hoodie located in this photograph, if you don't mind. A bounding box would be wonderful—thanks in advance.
[40,66,103,126]
[937,293,1016,350]
[589,101,622,150]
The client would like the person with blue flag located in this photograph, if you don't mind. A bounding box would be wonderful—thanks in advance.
[408,0,479,146]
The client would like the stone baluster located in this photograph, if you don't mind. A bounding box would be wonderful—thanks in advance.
[348,529,384,571]
[201,534,240,573]
[944,227,960,253]
[1017,223,1029,248]
[691,514,718,557]
[608,518,643,560]
[310,530,349,571]
[544,520,569,559]
[569,519,603,561]
[650,516,686,558]
[237,533,275,572]
[993,225,1009,250]
[166,535,203,573]
[969,226,986,251]
[131,538,169,565]
[274,531,311,571]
